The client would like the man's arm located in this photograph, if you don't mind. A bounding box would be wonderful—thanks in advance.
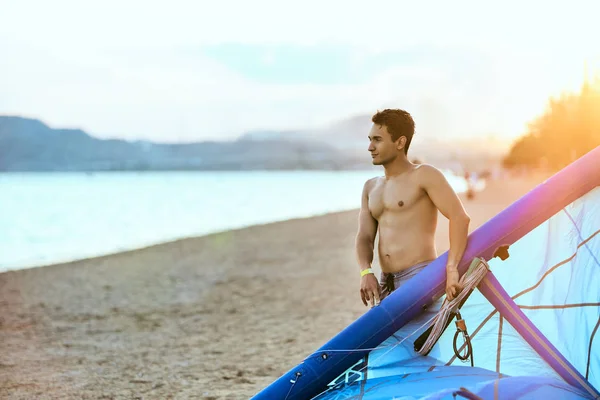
[420,165,471,300]
[356,179,377,272]
[356,179,380,307]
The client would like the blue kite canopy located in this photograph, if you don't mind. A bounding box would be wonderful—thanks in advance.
[315,367,590,399]
[253,146,600,400]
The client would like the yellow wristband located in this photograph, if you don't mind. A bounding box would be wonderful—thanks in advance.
[361,268,374,277]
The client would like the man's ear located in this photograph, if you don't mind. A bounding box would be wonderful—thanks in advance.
[396,136,407,151]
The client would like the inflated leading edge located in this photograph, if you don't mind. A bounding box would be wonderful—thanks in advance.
[252,146,600,400]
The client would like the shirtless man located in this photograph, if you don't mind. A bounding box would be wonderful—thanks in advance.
[356,109,470,307]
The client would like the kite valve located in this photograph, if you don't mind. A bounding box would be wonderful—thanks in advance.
[289,371,302,384]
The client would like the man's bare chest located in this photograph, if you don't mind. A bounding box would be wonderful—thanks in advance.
[368,179,424,220]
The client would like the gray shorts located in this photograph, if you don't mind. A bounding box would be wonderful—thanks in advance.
[379,260,432,300]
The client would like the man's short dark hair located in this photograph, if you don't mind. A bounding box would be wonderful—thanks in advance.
[371,109,415,155]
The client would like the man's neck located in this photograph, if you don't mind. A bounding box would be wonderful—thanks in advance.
[383,157,413,179]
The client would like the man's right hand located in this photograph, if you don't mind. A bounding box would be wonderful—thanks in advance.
[360,273,381,307]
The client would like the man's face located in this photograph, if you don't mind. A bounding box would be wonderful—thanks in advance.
[368,124,405,165]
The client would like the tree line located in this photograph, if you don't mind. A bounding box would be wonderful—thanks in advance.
[503,78,600,171]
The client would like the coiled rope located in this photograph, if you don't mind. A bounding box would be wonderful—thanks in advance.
[416,258,490,359]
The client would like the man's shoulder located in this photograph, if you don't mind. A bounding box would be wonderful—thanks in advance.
[362,175,383,186]
[414,163,445,179]
[413,164,450,190]
[362,176,382,195]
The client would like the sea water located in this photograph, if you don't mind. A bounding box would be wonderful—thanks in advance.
[0,170,470,271]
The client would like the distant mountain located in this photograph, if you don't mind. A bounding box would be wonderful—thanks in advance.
[0,116,367,171]
[0,115,511,172]
[274,113,513,171]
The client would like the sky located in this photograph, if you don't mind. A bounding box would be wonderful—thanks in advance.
[1,0,599,143]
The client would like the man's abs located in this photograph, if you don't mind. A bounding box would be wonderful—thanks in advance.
[377,211,437,273]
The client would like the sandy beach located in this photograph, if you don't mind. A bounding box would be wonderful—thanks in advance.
[1,174,547,399]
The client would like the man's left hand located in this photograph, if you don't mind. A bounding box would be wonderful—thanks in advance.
[445,268,462,301]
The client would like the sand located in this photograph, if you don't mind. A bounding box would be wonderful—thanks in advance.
[0,174,547,399]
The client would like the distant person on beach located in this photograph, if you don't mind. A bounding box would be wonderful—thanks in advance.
[356,109,471,307]
[464,171,476,200]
